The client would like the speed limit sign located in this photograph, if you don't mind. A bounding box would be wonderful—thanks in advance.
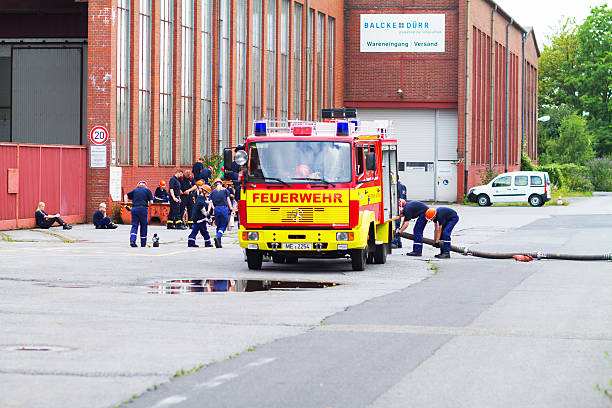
[90,126,109,145]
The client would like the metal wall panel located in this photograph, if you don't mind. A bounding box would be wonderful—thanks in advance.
[437,109,458,161]
[0,144,18,221]
[40,147,61,212]
[12,48,82,145]
[60,147,87,215]
[18,146,42,218]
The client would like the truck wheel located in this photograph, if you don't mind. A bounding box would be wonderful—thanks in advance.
[374,243,387,264]
[246,250,263,270]
[272,254,285,264]
[528,194,543,207]
[285,256,298,264]
[477,194,490,207]
[351,248,367,271]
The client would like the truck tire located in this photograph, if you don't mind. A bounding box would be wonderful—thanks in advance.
[528,194,543,207]
[351,248,367,271]
[285,256,298,264]
[477,194,490,207]
[374,243,387,264]
[272,254,285,264]
[246,249,263,270]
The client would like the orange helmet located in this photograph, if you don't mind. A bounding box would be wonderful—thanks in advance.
[196,179,204,186]
[160,180,166,187]
[213,178,222,185]
[201,184,211,193]
[399,199,406,207]
[425,208,436,220]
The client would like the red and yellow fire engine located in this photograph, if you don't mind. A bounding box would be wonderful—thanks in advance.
[229,108,399,271]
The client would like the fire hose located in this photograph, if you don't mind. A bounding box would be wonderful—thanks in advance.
[399,232,612,262]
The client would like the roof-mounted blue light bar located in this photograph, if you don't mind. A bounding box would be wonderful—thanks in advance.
[336,121,349,136]
[254,121,267,136]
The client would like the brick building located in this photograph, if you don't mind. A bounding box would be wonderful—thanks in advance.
[0,0,537,228]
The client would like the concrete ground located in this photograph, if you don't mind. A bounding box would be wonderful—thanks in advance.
[0,193,610,408]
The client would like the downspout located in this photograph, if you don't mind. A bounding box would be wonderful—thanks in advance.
[464,0,470,195]
[505,18,513,173]
[521,32,527,158]
[489,5,497,170]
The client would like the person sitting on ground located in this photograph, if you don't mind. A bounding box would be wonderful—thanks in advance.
[92,203,118,229]
[35,202,72,230]
[154,180,170,203]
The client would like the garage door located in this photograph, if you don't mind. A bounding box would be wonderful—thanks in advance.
[357,108,458,202]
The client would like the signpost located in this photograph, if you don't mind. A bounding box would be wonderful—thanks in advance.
[89,126,109,169]
[89,126,109,145]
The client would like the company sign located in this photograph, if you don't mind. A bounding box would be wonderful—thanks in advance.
[360,14,445,53]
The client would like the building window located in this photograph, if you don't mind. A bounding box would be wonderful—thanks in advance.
[200,0,213,156]
[236,0,247,143]
[292,2,302,119]
[316,12,324,121]
[280,0,289,120]
[305,8,313,120]
[266,0,276,120]
[139,0,152,165]
[327,17,334,109]
[252,0,262,122]
[181,0,194,165]
[219,0,230,150]
[116,0,130,164]
[160,0,174,165]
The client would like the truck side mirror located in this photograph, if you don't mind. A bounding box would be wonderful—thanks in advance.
[223,148,233,172]
[365,153,376,172]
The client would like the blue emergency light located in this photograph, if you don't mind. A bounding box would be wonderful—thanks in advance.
[254,121,267,136]
[350,120,358,131]
[336,121,349,136]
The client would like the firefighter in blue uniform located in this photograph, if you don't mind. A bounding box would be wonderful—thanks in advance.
[396,199,430,257]
[154,180,169,203]
[426,206,459,259]
[93,202,117,229]
[209,178,233,248]
[180,170,197,228]
[126,180,154,247]
[392,178,407,248]
[168,169,186,229]
[187,181,214,248]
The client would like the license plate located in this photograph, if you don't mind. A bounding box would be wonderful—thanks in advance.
[282,243,312,250]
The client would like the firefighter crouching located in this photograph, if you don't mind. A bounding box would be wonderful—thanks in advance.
[426,207,459,259]
[187,180,213,248]
[396,199,429,257]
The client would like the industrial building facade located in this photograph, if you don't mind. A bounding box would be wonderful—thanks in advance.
[0,0,538,228]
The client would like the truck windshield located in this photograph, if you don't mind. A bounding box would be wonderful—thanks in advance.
[248,141,352,184]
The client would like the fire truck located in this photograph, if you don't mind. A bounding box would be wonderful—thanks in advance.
[226,108,399,271]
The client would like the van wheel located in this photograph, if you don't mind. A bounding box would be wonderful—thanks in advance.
[477,194,490,207]
[272,254,285,264]
[529,194,543,207]
[285,256,298,264]
[374,243,387,264]
[351,248,367,271]
[246,250,263,270]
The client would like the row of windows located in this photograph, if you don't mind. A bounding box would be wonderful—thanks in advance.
[115,0,336,166]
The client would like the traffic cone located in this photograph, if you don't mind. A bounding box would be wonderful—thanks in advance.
[557,195,563,205]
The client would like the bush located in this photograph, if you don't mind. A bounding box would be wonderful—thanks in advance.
[586,157,612,191]
[557,164,593,192]
[478,167,500,185]
[202,155,223,179]
[521,150,536,171]
[537,164,565,188]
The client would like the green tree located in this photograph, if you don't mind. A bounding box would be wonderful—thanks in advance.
[573,5,612,156]
[537,104,574,164]
[549,113,595,164]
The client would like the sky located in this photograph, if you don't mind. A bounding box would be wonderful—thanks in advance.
[492,0,607,45]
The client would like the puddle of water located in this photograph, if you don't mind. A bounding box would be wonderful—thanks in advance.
[148,279,341,294]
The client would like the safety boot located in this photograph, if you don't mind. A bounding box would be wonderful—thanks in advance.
[406,251,422,257]
[434,252,450,259]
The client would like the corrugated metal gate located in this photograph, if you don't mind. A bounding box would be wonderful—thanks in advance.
[0,143,86,230]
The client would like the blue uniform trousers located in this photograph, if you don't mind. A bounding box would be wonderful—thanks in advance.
[188,222,211,245]
[214,206,230,240]
[440,216,459,253]
[130,206,148,246]
[392,218,402,248]
[412,213,428,253]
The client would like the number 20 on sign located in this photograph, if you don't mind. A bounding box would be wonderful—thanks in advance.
[89,126,109,145]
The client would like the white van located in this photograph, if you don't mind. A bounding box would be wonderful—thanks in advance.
[467,171,552,207]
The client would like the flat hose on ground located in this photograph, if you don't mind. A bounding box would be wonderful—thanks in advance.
[399,232,612,261]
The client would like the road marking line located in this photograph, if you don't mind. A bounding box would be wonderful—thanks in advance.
[319,324,612,341]
[152,395,188,407]
[246,357,277,367]
[198,372,240,389]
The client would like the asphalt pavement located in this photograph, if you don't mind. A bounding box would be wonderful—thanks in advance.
[0,194,611,408]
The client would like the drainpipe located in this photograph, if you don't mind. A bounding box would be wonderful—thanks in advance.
[521,32,526,157]
[464,0,470,195]
[505,18,513,173]
[489,5,497,170]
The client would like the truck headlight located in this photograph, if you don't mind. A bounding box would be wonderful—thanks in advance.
[247,231,259,241]
[336,232,349,241]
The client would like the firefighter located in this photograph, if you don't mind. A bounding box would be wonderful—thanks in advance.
[426,207,459,259]
[392,177,408,248]
[396,199,430,257]
[154,181,169,203]
[168,169,186,229]
[187,181,213,248]
[126,180,154,247]
[209,178,233,248]
[93,202,117,229]
[35,202,71,230]
[180,169,197,228]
